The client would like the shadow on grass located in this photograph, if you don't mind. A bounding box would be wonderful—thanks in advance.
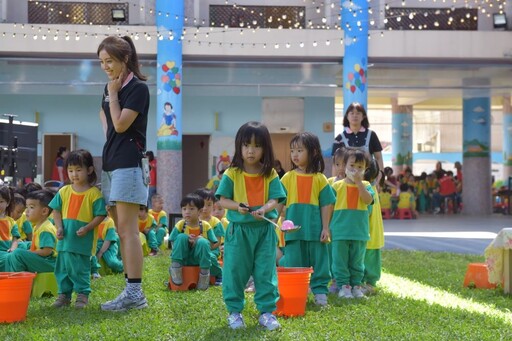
[381,249,511,312]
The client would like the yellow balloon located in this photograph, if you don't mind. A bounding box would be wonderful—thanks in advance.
[354,64,361,72]
[345,82,351,89]
[166,61,175,69]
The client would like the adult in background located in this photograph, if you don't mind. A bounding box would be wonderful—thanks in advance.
[97,35,150,312]
[51,146,69,183]
[331,102,384,184]
[146,150,157,208]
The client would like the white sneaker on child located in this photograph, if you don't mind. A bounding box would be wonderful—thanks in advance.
[338,285,354,299]
[361,283,376,296]
[351,285,365,298]
[314,293,328,306]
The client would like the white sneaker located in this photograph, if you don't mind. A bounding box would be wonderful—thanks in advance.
[92,273,101,279]
[352,285,365,298]
[314,293,328,306]
[338,285,353,299]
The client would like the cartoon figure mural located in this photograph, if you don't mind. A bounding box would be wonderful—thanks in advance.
[157,61,181,141]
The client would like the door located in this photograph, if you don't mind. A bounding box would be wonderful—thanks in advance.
[182,135,209,197]
[43,134,75,182]
[271,133,295,174]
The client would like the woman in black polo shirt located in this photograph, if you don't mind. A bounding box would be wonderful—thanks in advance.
[332,102,384,184]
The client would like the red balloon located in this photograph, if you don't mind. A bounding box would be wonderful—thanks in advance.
[350,85,356,93]
[173,87,180,94]
[359,68,364,76]
[162,65,169,72]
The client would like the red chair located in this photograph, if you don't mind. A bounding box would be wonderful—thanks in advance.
[463,263,496,289]
[395,208,412,220]
[381,208,392,220]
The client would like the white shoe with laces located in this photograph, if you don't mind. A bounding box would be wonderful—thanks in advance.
[338,285,354,299]
[351,285,365,298]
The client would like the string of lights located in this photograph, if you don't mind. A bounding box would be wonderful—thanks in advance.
[1,0,505,48]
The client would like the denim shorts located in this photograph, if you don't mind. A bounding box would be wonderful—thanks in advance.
[101,167,148,206]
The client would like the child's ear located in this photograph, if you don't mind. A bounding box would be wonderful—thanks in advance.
[42,207,50,217]
[88,166,94,174]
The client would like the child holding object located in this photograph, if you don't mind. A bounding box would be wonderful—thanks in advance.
[216,121,286,331]
[278,132,336,307]
[330,148,374,299]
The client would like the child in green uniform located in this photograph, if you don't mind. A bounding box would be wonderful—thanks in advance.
[216,121,286,331]
[169,193,218,291]
[6,190,57,273]
[330,148,374,299]
[148,194,168,243]
[0,186,20,271]
[50,150,107,309]
[194,188,224,285]
[279,132,336,307]
[138,205,159,256]
[91,208,124,277]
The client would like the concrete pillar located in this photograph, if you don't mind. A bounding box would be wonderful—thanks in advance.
[503,96,512,180]
[156,0,183,214]
[341,0,368,113]
[462,78,492,215]
[391,99,413,175]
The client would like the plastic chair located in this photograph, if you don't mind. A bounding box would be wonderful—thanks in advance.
[381,208,392,220]
[463,263,496,289]
[31,272,58,298]
[396,208,412,220]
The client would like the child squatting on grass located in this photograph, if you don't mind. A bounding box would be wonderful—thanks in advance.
[5,190,57,273]
[169,193,219,291]
[278,132,336,307]
[330,148,375,299]
[215,121,286,331]
[49,149,107,309]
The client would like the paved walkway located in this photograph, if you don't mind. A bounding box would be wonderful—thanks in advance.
[382,214,511,255]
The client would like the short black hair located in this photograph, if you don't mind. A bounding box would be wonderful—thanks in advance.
[194,187,216,201]
[26,189,55,214]
[399,183,409,192]
[139,205,148,212]
[180,193,204,210]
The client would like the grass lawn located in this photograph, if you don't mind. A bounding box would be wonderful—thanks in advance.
[2,249,511,340]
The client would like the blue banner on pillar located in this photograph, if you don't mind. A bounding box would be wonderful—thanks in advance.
[341,0,368,113]
[392,113,413,167]
[463,97,490,157]
[156,1,183,151]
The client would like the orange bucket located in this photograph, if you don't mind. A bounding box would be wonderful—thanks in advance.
[275,267,313,317]
[0,272,36,323]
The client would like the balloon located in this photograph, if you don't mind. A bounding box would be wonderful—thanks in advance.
[359,83,365,92]
[354,64,361,72]
[348,73,354,81]
[166,61,175,69]
[350,85,356,93]
[355,79,361,87]
[173,87,180,94]
[361,57,366,66]
[169,80,176,88]
[171,67,179,74]
[175,79,181,87]
[161,75,169,83]
[361,75,366,84]
[163,83,172,92]
[359,68,365,76]
[175,74,181,80]
[345,82,351,90]
[354,72,360,80]
[168,71,175,80]
[162,64,169,72]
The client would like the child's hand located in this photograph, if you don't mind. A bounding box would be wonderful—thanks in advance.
[238,203,251,215]
[76,227,88,237]
[251,208,265,220]
[57,227,64,240]
[320,228,331,243]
